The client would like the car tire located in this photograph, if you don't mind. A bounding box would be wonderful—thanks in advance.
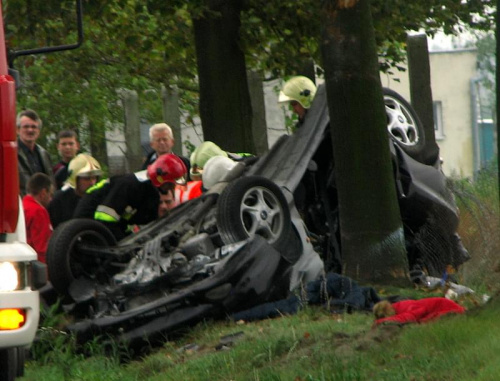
[0,348,17,381]
[47,218,117,298]
[384,87,426,159]
[217,176,293,258]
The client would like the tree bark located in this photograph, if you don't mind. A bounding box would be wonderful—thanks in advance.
[192,0,255,154]
[320,0,408,284]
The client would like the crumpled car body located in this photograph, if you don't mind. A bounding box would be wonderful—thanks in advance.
[47,84,467,346]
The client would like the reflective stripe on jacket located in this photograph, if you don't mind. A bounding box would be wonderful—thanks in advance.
[175,181,203,204]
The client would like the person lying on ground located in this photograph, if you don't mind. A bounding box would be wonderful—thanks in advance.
[373,297,465,326]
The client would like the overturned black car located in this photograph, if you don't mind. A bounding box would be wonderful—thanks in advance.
[46,85,469,347]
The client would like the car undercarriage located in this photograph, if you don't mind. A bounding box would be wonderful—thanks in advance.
[46,85,469,347]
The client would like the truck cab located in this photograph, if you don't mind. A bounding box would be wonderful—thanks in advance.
[0,6,46,377]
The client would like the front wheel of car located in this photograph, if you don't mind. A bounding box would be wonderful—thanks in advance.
[47,218,117,299]
[384,87,426,159]
[217,176,294,258]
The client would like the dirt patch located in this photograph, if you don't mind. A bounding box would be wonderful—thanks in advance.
[333,324,404,358]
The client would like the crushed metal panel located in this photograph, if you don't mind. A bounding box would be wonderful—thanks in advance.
[248,84,330,192]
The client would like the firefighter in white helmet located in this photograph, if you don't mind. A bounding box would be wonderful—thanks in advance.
[201,155,238,190]
[48,153,102,228]
[279,76,317,125]
[178,141,230,203]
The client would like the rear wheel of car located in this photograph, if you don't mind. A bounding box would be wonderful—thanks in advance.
[384,87,426,159]
[47,218,117,298]
[0,348,17,381]
[217,176,294,260]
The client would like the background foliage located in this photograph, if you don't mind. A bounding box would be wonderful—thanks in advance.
[2,0,494,160]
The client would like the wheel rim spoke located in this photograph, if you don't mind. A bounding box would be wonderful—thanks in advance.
[241,186,283,243]
[385,96,419,147]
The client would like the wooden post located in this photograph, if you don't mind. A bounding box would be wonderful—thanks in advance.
[247,71,268,155]
[120,89,143,172]
[161,85,182,156]
[407,34,440,164]
[496,4,500,203]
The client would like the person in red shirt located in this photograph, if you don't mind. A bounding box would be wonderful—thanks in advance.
[22,173,54,263]
[373,297,465,326]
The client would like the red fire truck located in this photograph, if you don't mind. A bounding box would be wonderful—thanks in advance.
[0,2,82,379]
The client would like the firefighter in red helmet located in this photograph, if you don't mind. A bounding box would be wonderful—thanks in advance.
[74,154,186,239]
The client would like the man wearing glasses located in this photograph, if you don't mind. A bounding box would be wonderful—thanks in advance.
[141,123,191,178]
[17,109,55,196]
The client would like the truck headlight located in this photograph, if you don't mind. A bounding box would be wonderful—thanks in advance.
[0,262,19,291]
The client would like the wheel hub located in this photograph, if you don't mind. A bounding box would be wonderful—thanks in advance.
[260,210,268,220]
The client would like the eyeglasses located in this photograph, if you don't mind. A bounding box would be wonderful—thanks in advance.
[20,124,38,129]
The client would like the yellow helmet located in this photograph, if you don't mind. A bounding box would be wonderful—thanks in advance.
[278,76,317,109]
[66,154,102,188]
[189,141,228,178]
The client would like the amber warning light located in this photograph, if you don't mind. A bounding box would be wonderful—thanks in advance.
[0,309,26,330]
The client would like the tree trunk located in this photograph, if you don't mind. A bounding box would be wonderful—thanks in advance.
[192,0,255,154]
[320,0,408,284]
[298,58,316,84]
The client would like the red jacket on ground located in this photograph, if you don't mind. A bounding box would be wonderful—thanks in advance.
[22,194,53,263]
[375,297,465,325]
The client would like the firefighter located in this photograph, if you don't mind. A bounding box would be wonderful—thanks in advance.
[74,153,186,240]
[189,141,228,181]
[48,153,102,228]
[201,155,238,190]
[278,76,317,126]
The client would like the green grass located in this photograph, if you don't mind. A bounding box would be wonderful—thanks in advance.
[22,294,500,381]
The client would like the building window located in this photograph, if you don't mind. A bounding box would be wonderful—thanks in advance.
[433,101,445,140]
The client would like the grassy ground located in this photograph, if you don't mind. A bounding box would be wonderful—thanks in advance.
[22,290,499,381]
[22,166,500,381]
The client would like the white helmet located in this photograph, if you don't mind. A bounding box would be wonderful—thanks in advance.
[278,76,317,109]
[202,156,237,190]
[67,154,102,188]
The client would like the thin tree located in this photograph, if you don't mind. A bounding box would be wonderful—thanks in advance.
[320,0,408,284]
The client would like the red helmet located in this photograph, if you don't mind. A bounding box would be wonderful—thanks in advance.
[147,153,187,187]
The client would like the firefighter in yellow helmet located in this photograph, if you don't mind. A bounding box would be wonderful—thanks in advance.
[48,153,102,228]
[189,141,228,181]
[279,76,317,125]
